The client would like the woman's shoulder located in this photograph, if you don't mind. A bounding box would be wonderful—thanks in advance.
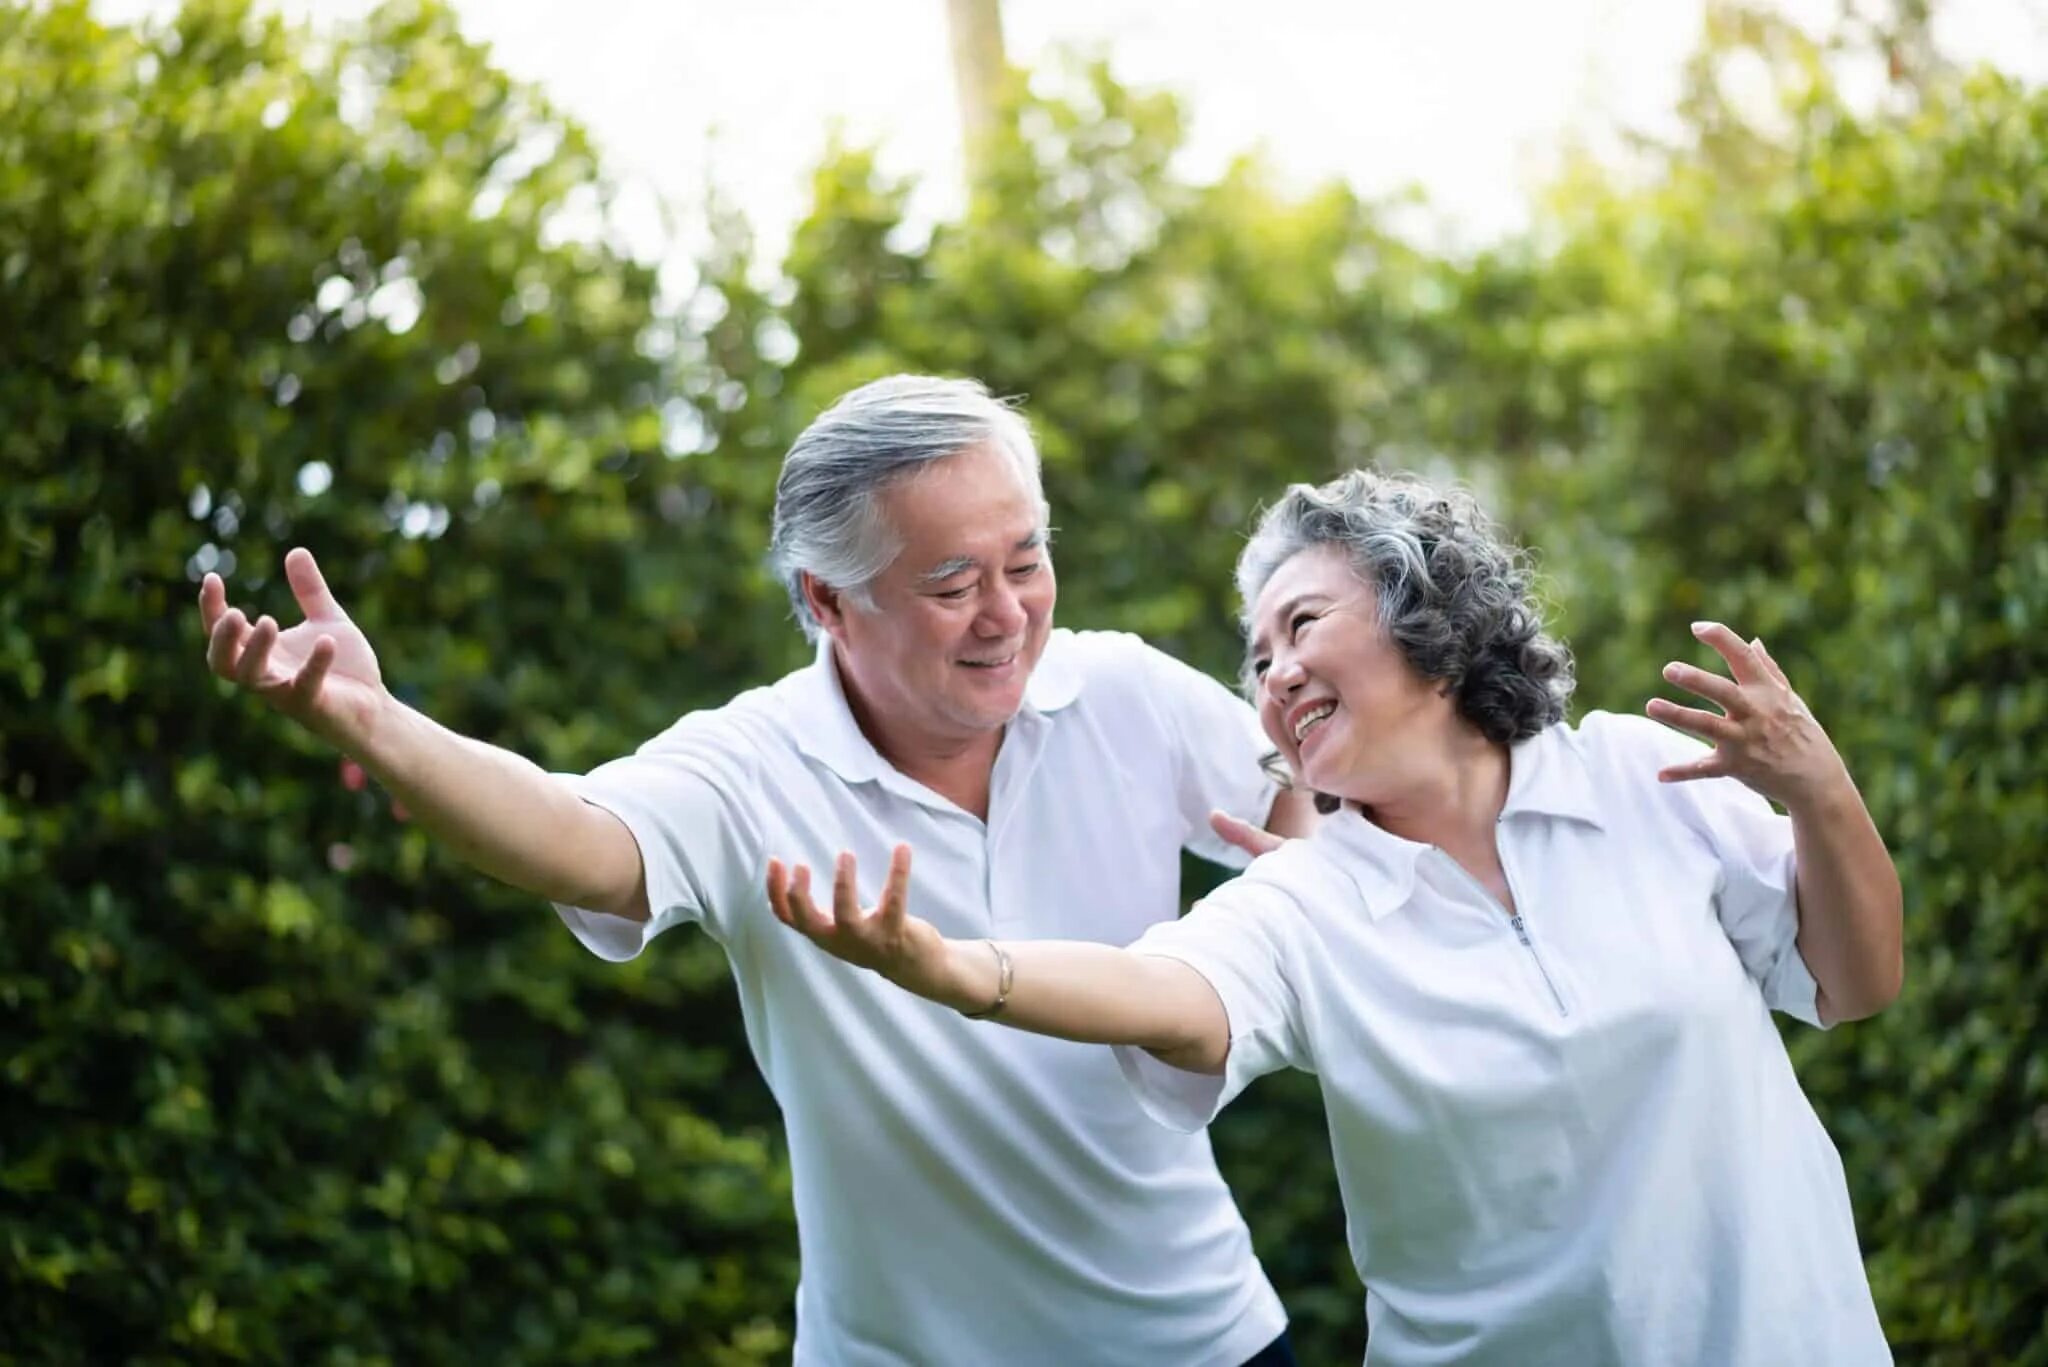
[1560,709,1710,776]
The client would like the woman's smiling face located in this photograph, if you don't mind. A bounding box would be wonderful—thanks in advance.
[1246,543,1451,805]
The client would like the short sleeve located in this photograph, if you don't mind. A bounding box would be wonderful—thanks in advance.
[551,718,765,961]
[1112,880,1312,1132]
[1130,640,1280,868]
[1623,716,1826,1028]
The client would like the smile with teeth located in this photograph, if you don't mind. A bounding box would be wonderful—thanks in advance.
[961,654,1016,668]
[1293,701,1336,744]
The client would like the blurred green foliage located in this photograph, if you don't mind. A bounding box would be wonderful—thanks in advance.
[3,0,2042,1362]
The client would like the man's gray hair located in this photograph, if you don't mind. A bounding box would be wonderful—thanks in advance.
[1236,469,1575,743]
[769,375,1046,640]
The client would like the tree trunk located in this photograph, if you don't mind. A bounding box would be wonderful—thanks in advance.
[945,0,1007,176]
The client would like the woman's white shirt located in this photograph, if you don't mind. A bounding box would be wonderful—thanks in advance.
[1116,711,1891,1367]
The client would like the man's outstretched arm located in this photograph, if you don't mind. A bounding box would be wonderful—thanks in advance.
[200,547,647,921]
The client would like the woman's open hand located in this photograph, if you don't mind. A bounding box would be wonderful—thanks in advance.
[767,847,972,1007]
[1647,622,1851,809]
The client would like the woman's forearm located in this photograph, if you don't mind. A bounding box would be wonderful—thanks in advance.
[1789,775,1905,1023]
[931,938,1230,1071]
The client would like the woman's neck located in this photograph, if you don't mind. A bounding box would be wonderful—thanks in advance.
[1362,724,1511,853]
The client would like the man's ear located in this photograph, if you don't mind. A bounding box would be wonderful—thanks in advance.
[800,571,849,637]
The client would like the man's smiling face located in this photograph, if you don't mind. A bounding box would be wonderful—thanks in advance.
[825,443,1056,748]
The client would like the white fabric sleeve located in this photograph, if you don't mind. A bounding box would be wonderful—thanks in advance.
[550,719,764,961]
[1629,717,1827,1028]
[1131,640,1281,869]
[1112,881,1311,1132]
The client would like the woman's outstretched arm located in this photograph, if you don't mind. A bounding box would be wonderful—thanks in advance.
[767,848,1230,1074]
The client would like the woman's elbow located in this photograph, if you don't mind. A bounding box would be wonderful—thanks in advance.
[1825,953,1905,1024]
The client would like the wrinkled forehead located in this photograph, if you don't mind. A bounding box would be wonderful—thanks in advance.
[883,453,1049,559]
[1245,543,1364,649]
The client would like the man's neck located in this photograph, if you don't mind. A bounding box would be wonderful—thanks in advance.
[833,655,1005,821]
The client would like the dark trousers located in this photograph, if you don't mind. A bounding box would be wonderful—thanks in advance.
[1242,1330,1298,1366]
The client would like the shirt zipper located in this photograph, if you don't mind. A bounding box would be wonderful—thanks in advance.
[1439,842,1570,1018]
[1498,837,1569,1018]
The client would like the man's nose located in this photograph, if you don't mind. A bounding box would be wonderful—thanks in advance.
[978,578,1026,636]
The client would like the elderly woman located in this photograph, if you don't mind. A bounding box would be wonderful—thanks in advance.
[768,470,1902,1366]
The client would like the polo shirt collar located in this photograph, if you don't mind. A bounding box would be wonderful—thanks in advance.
[1311,722,1601,920]
[1316,810,1429,921]
[790,636,1083,786]
[1498,721,1605,830]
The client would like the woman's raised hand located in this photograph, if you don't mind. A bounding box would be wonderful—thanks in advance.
[199,547,391,753]
[767,847,965,1004]
[1647,621,1852,809]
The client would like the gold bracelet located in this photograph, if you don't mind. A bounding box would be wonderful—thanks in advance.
[960,940,1014,1020]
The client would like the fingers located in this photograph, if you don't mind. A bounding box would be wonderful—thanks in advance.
[285,634,337,709]
[1657,752,1727,784]
[206,607,251,678]
[1209,808,1285,858]
[1645,697,1737,743]
[234,616,280,690]
[767,859,808,932]
[1752,637,1791,687]
[198,573,227,638]
[1660,660,1744,714]
[768,851,909,940]
[877,845,913,924]
[285,547,344,620]
[1690,621,1763,686]
[831,853,863,926]
[775,862,834,937]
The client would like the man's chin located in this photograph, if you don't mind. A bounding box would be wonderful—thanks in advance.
[947,674,1028,727]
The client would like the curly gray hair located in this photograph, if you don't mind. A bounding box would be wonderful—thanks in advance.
[1237,469,1575,745]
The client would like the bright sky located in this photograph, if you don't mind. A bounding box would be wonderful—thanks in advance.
[104,0,2047,275]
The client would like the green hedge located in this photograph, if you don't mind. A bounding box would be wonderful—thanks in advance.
[3,2,2041,1362]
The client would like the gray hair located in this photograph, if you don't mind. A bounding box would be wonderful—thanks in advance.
[768,375,1046,640]
[1237,469,1575,743]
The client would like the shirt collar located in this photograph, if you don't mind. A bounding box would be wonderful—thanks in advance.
[1307,722,1602,920]
[1498,721,1605,830]
[790,635,1082,785]
[1312,810,1429,921]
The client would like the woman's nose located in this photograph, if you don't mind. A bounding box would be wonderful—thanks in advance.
[1266,655,1306,699]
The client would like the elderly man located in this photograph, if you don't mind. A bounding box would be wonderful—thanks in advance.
[199,375,1309,1365]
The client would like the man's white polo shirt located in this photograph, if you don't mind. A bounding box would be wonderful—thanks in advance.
[555,629,1288,1366]
[1118,711,1890,1367]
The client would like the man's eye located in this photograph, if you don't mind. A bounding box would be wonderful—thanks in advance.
[937,587,972,602]
[1007,562,1040,578]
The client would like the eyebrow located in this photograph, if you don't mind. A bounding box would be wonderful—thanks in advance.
[915,530,1048,585]
[1249,592,1322,654]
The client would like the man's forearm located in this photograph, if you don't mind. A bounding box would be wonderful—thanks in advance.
[355,699,647,920]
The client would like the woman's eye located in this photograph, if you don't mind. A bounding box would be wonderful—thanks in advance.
[1251,658,1270,678]
[1290,612,1317,640]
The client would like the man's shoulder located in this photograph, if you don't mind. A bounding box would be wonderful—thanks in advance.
[1042,626,1151,674]
[635,661,820,762]
[1041,629,1235,708]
